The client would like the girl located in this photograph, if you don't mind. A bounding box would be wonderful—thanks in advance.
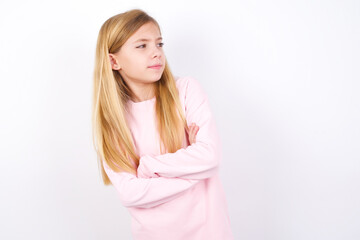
[92,9,234,240]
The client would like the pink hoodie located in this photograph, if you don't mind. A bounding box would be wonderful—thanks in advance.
[103,76,234,240]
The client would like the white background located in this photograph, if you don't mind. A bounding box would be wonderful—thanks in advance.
[1,0,359,239]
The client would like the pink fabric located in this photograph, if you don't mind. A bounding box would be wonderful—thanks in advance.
[103,76,234,240]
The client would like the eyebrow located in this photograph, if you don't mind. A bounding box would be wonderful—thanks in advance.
[132,37,163,44]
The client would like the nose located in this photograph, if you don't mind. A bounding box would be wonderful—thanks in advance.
[151,45,162,59]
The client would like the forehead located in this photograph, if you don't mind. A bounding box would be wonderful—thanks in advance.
[128,22,161,43]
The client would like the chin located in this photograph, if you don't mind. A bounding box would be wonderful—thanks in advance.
[149,73,164,81]
[141,77,160,84]
[151,77,162,82]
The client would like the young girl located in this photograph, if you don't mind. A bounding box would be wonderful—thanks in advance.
[92,9,234,240]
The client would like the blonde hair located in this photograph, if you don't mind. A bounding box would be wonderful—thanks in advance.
[92,9,189,184]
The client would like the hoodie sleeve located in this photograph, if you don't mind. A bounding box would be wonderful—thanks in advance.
[103,160,199,209]
[137,77,222,180]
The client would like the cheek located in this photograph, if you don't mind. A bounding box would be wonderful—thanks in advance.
[123,56,144,71]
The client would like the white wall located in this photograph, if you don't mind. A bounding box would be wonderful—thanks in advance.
[1,0,359,239]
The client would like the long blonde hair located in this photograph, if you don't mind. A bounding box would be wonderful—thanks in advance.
[92,9,189,184]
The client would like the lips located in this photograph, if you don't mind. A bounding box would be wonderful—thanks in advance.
[148,64,162,68]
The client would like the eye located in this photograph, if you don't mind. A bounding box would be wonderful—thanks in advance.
[136,42,165,49]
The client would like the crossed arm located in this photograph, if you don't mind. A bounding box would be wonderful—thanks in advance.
[137,77,222,180]
[103,160,199,208]
[104,77,222,209]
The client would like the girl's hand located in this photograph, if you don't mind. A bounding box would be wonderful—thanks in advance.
[186,123,199,145]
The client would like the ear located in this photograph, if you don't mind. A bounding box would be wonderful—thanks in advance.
[109,53,121,70]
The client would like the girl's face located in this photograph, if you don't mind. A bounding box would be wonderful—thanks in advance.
[109,22,166,87]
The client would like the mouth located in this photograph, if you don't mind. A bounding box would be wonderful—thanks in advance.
[148,64,162,69]
[148,64,162,67]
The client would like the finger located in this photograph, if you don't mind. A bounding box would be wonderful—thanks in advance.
[191,126,198,136]
[188,127,194,143]
[190,126,196,135]
[187,124,194,133]
[189,128,194,139]
[189,131,194,143]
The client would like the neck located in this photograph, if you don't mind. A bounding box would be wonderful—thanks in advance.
[130,83,156,103]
